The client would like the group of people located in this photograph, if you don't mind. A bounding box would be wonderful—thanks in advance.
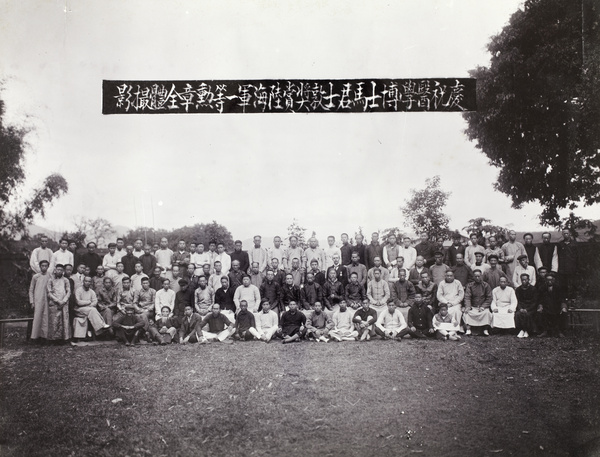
[27,228,578,345]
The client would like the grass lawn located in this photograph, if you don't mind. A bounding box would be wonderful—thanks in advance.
[1,328,599,457]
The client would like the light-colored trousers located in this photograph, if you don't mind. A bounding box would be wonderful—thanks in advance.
[73,306,107,338]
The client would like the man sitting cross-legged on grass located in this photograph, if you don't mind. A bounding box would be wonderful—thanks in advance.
[148,306,179,345]
[179,304,203,344]
[234,300,261,341]
[112,305,145,346]
[374,301,407,340]
[352,299,377,341]
[197,304,234,343]
[276,301,306,344]
[305,302,332,342]
[254,300,279,342]
[432,303,461,341]
[399,293,435,339]
[329,300,359,342]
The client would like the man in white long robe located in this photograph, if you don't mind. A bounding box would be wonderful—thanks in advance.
[491,276,518,329]
[502,230,526,283]
[29,260,51,340]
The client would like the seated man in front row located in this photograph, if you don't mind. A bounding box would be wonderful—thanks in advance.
[329,300,358,342]
[149,305,179,345]
[305,302,332,342]
[200,304,235,343]
[400,293,434,339]
[179,304,203,344]
[432,303,461,341]
[374,301,407,340]
[234,300,260,341]
[254,300,279,342]
[276,301,306,344]
[113,305,145,346]
[352,299,377,341]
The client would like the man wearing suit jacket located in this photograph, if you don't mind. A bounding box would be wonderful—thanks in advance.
[327,253,349,287]
[179,304,203,344]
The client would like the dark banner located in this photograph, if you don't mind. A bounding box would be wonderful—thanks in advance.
[102,78,476,114]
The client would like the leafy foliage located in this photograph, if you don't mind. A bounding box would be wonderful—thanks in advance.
[287,219,307,247]
[378,227,403,245]
[462,218,509,245]
[400,176,451,241]
[463,0,600,226]
[559,212,599,242]
[124,221,234,251]
[0,89,68,243]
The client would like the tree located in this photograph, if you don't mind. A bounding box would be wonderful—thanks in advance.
[0,88,68,243]
[559,212,598,242]
[124,221,234,251]
[60,230,87,248]
[73,217,115,245]
[400,176,451,241]
[287,219,307,247]
[463,0,600,226]
[378,227,403,245]
[462,218,509,246]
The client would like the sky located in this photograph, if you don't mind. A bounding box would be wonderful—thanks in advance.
[2,0,597,243]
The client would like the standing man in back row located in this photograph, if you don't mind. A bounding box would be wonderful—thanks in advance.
[534,232,558,273]
[267,236,285,271]
[415,232,436,268]
[230,240,250,275]
[365,232,383,271]
[249,235,268,273]
[556,229,579,303]
[502,230,526,282]
[155,237,173,274]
